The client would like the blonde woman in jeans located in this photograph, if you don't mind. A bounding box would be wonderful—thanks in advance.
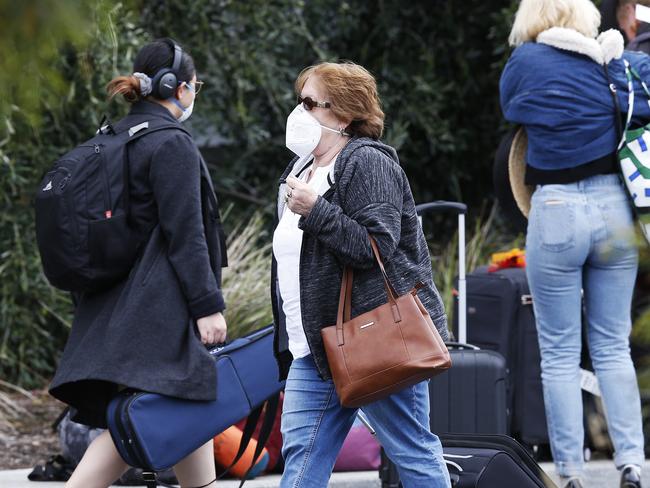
[500,1,646,487]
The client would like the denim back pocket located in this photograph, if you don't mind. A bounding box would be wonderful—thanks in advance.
[534,199,575,252]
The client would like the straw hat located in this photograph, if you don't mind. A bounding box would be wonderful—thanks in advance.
[508,127,535,218]
[493,126,533,230]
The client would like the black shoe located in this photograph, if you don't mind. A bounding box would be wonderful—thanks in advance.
[621,465,642,488]
[27,454,75,482]
[561,477,584,488]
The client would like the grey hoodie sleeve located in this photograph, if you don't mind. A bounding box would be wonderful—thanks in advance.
[298,148,403,268]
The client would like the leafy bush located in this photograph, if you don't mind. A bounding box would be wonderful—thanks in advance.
[1,0,525,387]
[141,0,519,211]
[0,3,147,387]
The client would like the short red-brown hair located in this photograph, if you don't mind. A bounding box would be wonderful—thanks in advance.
[295,62,385,140]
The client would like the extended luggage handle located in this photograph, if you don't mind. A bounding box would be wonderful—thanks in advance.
[416,201,468,343]
[415,201,467,216]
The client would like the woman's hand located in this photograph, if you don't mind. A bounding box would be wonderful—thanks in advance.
[286,175,318,216]
[196,312,227,345]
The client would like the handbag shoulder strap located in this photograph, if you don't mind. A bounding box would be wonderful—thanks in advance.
[604,61,625,146]
[605,59,650,150]
[335,235,400,344]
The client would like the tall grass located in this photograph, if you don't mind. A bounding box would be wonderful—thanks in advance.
[220,211,273,339]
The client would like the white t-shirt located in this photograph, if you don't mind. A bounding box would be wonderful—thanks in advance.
[272,159,336,359]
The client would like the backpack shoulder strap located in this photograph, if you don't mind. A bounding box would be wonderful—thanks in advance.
[123,119,190,143]
[118,119,190,223]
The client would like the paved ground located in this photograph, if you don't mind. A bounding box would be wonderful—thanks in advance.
[1,460,650,487]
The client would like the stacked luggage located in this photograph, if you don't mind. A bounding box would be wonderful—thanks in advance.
[378,201,556,487]
[452,266,548,448]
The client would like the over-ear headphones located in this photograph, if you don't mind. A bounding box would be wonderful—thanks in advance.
[151,38,183,100]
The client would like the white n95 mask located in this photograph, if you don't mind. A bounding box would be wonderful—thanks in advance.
[285,104,322,157]
[285,104,349,157]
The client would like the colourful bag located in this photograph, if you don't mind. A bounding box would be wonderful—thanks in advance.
[606,60,650,242]
[333,417,381,472]
[213,426,269,479]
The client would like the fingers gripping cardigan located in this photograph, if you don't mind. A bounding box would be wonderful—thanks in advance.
[270,137,449,381]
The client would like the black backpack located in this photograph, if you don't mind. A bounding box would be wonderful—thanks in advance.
[35,116,189,293]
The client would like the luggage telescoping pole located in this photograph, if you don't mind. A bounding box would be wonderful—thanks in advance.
[457,211,467,344]
[415,201,468,344]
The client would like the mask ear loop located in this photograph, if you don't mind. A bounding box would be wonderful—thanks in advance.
[321,124,351,137]
[170,82,194,113]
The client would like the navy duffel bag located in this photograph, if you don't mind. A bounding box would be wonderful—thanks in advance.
[106,325,284,483]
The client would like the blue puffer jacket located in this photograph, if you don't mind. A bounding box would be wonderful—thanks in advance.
[500,27,650,170]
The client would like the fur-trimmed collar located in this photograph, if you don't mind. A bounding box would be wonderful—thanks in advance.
[536,27,624,64]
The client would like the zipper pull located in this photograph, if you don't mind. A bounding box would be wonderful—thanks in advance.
[94,144,100,153]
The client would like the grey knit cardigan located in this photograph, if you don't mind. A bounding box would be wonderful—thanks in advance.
[271,137,449,381]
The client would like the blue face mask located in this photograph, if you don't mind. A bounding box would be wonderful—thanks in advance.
[171,82,195,122]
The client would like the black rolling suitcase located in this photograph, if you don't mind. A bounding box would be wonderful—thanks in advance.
[379,434,557,488]
[441,434,557,488]
[454,266,548,447]
[417,202,509,436]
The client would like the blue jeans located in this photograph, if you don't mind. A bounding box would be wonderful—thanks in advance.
[526,174,644,477]
[280,355,451,487]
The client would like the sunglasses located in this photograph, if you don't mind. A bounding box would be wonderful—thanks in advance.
[298,95,331,111]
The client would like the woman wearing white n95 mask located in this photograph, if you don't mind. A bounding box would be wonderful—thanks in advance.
[271,62,451,488]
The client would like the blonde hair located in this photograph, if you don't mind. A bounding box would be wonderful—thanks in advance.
[295,62,385,139]
[508,0,601,46]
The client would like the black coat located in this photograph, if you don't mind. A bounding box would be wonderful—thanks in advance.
[49,101,227,428]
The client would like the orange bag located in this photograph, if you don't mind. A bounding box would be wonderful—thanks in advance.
[213,425,269,479]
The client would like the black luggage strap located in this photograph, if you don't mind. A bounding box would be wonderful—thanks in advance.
[238,392,280,487]
[212,392,281,487]
[216,402,265,480]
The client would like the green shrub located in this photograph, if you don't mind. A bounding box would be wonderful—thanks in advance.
[0,3,147,387]
[1,0,524,387]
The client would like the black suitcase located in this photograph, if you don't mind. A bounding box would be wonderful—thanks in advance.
[453,267,548,446]
[428,344,508,435]
[417,202,509,436]
[379,434,557,488]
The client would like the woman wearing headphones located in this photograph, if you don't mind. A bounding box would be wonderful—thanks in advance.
[48,39,226,488]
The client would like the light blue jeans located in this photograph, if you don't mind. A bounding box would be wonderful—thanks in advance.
[526,174,644,477]
[279,355,451,487]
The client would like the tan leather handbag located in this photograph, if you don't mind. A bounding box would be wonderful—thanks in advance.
[321,236,452,408]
